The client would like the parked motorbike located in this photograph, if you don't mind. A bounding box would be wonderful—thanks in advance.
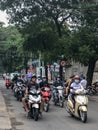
[86,85,97,95]
[86,81,98,95]
[27,89,42,121]
[42,86,51,112]
[5,79,11,89]
[66,89,88,123]
[53,86,64,107]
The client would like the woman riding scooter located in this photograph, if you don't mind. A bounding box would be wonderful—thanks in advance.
[66,75,88,123]
[70,75,84,112]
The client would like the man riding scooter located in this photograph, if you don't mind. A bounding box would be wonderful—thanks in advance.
[52,76,63,100]
[22,74,43,116]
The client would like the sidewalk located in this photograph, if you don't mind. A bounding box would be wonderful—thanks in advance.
[0,91,12,130]
[88,94,98,102]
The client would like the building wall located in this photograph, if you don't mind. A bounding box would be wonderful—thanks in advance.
[65,61,88,79]
[65,60,98,83]
[92,61,98,83]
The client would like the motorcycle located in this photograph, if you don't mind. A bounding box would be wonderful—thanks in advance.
[66,89,88,123]
[86,85,97,95]
[42,86,51,112]
[5,79,11,89]
[86,81,98,95]
[16,84,25,101]
[53,86,64,107]
[27,89,42,121]
[13,82,25,101]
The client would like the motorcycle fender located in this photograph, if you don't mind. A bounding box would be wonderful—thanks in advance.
[32,104,39,108]
[79,106,87,112]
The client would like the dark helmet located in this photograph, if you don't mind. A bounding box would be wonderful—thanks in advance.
[31,74,37,79]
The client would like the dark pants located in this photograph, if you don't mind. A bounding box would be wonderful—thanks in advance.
[71,94,75,109]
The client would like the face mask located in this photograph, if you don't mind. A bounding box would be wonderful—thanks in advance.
[74,79,79,84]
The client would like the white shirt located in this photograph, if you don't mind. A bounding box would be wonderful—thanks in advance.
[80,79,87,89]
[70,82,83,90]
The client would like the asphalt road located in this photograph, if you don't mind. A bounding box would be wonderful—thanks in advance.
[0,80,98,130]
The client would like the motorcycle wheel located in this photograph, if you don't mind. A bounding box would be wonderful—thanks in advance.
[54,100,57,106]
[19,94,22,101]
[34,108,39,121]
[59,97,64,108]
[6,85,9,89]
[66,104,74,117]
[59,101,64,108]
[80,111,87,123]
[44,103,49,112]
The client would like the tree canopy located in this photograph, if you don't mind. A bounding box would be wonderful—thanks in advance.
[0,0,98,84]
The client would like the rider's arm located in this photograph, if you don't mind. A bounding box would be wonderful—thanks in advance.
[25,83,30,96]
[80,84,84,90]
[25,87,29,96]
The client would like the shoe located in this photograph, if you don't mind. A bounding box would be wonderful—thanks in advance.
[22,106,26,111]
[39,111,42,118]
[26,111,31,118]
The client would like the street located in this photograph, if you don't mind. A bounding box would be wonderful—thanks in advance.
[0,79,98,130]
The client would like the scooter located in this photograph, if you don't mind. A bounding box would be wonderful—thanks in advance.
[5,79,11,89]
[53,86,64,107]
[16,84,25,101]
[66,89,88,123]
[27,89,42,121]
[42,86,51,112]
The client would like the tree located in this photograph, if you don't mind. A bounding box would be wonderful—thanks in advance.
[1,0,98,83]
[0,25,24,72]
[0,0,81,37]
[70,2,98,85]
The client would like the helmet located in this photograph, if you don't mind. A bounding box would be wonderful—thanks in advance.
[31,74,37,79]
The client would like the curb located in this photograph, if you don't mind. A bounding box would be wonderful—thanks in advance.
[0,91,12,129]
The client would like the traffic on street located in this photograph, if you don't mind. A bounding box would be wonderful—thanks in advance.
[0,79,98,130]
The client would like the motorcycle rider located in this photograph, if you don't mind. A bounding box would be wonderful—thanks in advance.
[36,75,42,84]
[22,74,43,115]
[80,76,87,89]
[52,75,63,100]
[64,75,74,97]
[39,76,49,89]
[11,74,18,88]
[39,76,51,102]
[69,75,84,112]
[26,70,32,82]
[5,73,11,87]
[16,75,24,86]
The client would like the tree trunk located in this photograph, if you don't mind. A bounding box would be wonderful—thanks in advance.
[86,59,96,86]
[59,65,63,81]
[45,65,48,81]
[24,57,28,74]
[54,19,62,37]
